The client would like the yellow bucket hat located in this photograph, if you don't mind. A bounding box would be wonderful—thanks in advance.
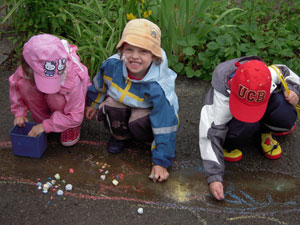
[116,18,162,59]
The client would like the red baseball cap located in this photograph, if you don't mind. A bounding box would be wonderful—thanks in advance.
[229,60,271,123]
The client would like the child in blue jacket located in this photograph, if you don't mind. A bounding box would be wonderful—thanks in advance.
[85,19,179,183]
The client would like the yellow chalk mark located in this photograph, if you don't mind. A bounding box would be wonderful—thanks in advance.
[227,215,288,225]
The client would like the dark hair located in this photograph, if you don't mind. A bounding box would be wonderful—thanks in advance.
[20,55,34,79]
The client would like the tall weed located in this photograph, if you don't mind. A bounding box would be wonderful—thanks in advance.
[2,0,300,79]
[62,0,126,76]
[153,0,243,78]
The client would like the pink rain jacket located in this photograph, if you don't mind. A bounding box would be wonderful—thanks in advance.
[9,44,90,133]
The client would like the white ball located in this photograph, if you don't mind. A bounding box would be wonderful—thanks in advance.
[137,208,143,214]
[65,184,73,191]
[57,190,64,196]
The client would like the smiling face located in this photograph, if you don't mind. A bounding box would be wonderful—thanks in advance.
[122,43,154,79]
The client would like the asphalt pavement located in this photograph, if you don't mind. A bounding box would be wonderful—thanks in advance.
[1,29,300,225]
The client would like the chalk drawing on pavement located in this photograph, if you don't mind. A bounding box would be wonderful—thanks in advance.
[0,140,300,224]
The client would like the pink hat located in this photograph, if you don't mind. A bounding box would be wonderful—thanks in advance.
[22,34,68,94]
[229,60,271,123]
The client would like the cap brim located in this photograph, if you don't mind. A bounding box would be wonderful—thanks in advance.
[34,72,61,94]
[116,34,162,59]
[229,93,268,123]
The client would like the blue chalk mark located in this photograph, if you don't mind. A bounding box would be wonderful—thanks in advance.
[224,190,273,209]
[284,201,297,206]
[198,166,204,173]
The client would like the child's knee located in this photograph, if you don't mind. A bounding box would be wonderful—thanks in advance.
[128,115,153,142]
[265,92,297,128]
[99,104,131,137]
[45,94,66,112]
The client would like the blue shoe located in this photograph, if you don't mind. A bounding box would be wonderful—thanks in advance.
[107,136,126,154]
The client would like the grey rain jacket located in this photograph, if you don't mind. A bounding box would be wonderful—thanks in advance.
[199,56,300,184]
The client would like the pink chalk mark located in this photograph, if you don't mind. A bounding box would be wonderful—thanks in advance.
[0,140,140,155]
[64,191,156,205]
[119,173,125,180]
[0,141,12,147]
[0,176,157,206]
[0,176,36,185]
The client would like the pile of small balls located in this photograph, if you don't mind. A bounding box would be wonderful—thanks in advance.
[36,173,73,196]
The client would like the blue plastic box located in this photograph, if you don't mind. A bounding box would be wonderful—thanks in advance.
[9,122,48,158]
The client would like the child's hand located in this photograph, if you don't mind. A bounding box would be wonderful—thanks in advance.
[85,106,97,120]
[28,124,45,137]
[284,90,299,106]
[209,181,224,200]
[149,165,169,183]
[14,116,29,127]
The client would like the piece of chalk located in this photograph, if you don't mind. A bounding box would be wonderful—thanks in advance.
[112,179,119,186]
[148,174,154,179]
[57,190,64,196]
[137,208,143,214]
[54,173,60,180]
[65,184,73,191]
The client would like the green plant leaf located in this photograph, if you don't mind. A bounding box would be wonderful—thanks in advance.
[183,47,195,56]
[207,41,218,50]
[173,62,184,73]
[1,0,25,24]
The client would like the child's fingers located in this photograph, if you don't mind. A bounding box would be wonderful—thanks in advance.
[158,171,169,182]
[153,174,159,183]
[28,124,44,137]
[14,118,26,127]
[284,91,299,106]
[85,108,96,120]
[28,127,39,137]
[287,95,297,106]
[158,175,166,182]
[209,182,224,200]
[86,113,91,120]
[27,129,36,137]
[148,171,157,183]
[212,189,224,200]
[15,120,23,127]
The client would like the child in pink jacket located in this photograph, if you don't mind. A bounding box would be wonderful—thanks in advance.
[9,34,90,146]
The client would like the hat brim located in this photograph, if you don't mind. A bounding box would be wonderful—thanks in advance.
[116,34,162,59]
[229,93,268,123]
[34,72,61,94]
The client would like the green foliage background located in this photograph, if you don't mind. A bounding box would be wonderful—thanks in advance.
[1,0,300,79]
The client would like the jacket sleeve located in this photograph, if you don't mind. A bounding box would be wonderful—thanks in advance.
[199,88,232,184]
[86,64,108,109]
[9,66,28,118]
[146,82,179,169]
[278,65,300,97]
[42,71,89,133]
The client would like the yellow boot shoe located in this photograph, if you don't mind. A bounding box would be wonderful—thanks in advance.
[261,133,282,159]
[223,149,243,162]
